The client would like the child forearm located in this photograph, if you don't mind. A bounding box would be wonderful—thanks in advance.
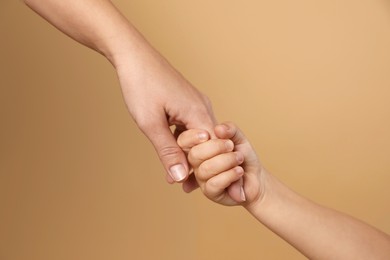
[245,171,390,259]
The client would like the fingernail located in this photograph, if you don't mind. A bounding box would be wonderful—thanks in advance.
[225,140,234,151]
[169,164,187,182]
[240,186,246,202]
[235,167,244,176]
[222,123,230,131]
[198,132,208,141]
[236,152,244,163]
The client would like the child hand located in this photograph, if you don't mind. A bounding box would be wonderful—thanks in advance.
[178,122,265,207]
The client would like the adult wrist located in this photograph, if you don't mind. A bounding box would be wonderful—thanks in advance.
[100,32,140,70]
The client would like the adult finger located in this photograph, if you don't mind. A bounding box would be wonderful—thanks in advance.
[185,95,218,139]
[182,174,199,193]
[141,117,190,183]
[214,122,247,145]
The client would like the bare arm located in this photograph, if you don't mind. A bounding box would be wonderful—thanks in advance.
[179,122,390,259]
[24,0,153,68]
[212,122,390,259]
[246,171,390,259]
[23,0,217,188]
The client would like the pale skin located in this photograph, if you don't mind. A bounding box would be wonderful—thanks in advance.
[178,122,390,259]
[22,0,243,199]
[22,0,211,188]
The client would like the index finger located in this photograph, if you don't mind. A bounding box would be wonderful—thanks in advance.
[177,129,210,152]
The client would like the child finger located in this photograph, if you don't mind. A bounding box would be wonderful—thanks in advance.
[177,129,210,152]
[188,139,235,167]
[197,151,244,182]
[203,166,244,200]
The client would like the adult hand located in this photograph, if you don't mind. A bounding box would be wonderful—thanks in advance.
[23,0,219,190]
[115,50,217,185]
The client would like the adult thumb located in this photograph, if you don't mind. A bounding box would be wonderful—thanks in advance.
[143,121,190,183]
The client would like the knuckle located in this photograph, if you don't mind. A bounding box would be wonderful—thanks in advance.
[188,148,204,166]
[188,150,198,166]
[199,162,211,177]
[198,92,211,105]
[202,95,212,109]
[191,94,212,115]
[204,181,218,199]
[221,151,238,166]
[201,185,211,198]
[176,135,186,149]
[136,116,158,133]
[207,178,219,190]
[203,183,211,197]
[158,145,182,160]
[197,163,211,181]
[218,140,229,152]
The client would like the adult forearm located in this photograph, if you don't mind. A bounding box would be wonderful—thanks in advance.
[23,0,154,68]
[23,0,218,186]
[246,172,390,259]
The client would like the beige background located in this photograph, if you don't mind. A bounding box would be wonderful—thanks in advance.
[1,0,390,259]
